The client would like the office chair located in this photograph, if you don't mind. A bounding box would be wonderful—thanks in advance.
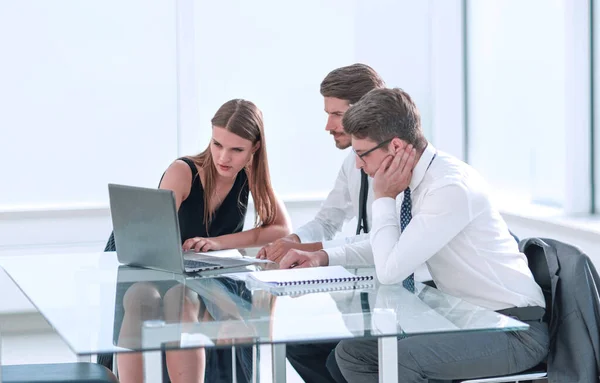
[457,239,551,383]
[2,362,118,383]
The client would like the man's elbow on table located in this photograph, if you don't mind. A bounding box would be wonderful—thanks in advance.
[374,263,410,285]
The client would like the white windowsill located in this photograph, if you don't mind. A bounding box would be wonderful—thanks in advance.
[4,194,600,241]
[0,192,331,217]
[498,200,600,240]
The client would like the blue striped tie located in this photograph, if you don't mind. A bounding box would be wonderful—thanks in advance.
[400,188,414,292]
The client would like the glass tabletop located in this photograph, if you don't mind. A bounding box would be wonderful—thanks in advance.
[0,251,528,355]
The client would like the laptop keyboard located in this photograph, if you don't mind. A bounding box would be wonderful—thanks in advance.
[183,259,224,271]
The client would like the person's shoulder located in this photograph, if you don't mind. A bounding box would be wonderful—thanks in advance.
[164,158,194,180]
[426,152,471,186]
[337,149,359,174]
[428,151,490,196]
[237,167,249,184]
[342,149,356,165]
[430,151,471,174]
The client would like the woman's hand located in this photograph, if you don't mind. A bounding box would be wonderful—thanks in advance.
[182,237,223,252]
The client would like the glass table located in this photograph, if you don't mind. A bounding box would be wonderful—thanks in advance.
[0,251,529,383]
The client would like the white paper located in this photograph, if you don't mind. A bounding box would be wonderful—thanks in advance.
[191,249,243,258]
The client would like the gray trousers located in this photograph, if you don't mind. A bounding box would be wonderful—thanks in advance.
[335,321,549,383]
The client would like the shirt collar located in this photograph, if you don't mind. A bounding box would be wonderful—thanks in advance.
[409,142,436,191]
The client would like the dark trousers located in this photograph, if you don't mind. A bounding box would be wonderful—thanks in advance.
[287,341,346,383]
[335,321,549,383]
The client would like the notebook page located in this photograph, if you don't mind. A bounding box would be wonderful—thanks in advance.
[248,265,367,286]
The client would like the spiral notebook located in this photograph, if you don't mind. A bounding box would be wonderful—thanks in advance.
[246,265,375,296]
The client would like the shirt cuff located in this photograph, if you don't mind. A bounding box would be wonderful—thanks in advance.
[294,228,311,243]
[323,246,347,266]
[323,238,346,249]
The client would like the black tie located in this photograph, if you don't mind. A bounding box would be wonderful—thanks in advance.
[400,188,414,292]
[356,170,369,235]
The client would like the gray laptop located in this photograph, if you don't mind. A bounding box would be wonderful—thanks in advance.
[108,183,258,274]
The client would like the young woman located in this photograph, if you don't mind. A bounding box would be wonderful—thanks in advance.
[109,99,291,383]
[162,98,291,252]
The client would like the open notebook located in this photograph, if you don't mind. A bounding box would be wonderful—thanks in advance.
[246,265,375,296]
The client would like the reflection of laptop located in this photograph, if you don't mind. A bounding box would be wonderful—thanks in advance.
[108,183,258,274]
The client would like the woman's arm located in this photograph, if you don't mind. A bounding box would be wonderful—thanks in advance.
[158,160,192,210]
[215,193,292,249]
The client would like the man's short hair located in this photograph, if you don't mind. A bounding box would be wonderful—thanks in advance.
[342,87,427,151]
[320,63,385,104]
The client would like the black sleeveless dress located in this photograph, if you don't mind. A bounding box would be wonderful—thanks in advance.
[175,157,249,241]
[101,158,254,382]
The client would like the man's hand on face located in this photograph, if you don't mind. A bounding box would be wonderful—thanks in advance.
[279,249,329,269]
[373,144,417,199]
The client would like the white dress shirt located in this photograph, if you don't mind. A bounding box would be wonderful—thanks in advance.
[370,143,545,311]
[295,151,374,263]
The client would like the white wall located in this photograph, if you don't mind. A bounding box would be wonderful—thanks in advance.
[0,1,179,210]
[467,0,567,207]
[354,0,433,138]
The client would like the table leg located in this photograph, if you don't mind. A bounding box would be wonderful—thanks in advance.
[271,343,286,383]
[112,354,118,377]
[231,346,237,383]
[252,344,260,383]
[77,355,92,363]
[143,351,163,383]
[142,320,171,383]
[378,336,398,383]
[0,325,3,383]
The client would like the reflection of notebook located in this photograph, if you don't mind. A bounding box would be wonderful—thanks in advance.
[247,266,375,296]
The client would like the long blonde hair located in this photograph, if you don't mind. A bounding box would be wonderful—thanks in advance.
[190,99,277,233]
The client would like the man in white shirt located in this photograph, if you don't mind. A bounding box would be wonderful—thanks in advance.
[329,87,549,382]
[257,63,383,266]
[256,64,383,383]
